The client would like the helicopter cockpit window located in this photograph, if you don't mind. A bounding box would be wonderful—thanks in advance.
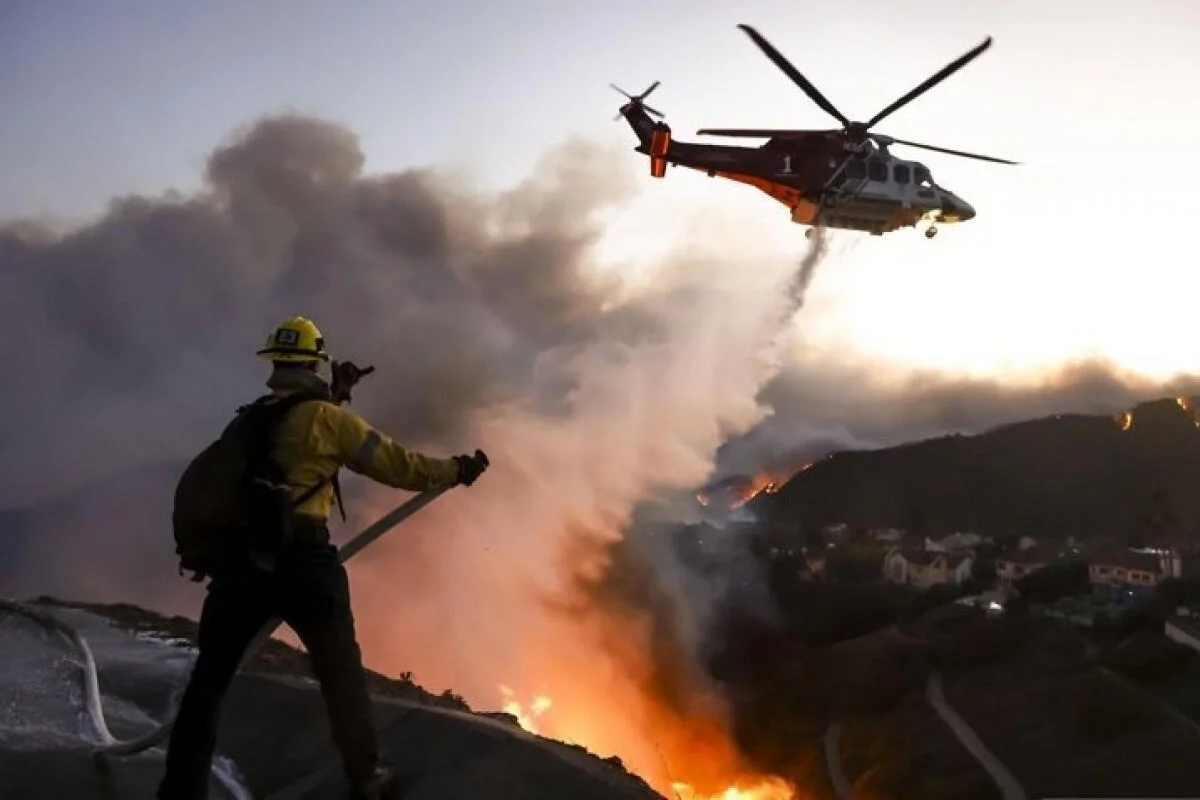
[867,160,888,182]
[915,167,934,189]
[894,164,910,184]
[844,160,867,180]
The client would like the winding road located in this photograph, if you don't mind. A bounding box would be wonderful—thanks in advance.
[822,722,852,799]
[821,621,1028,800]
[925,671,1027,800]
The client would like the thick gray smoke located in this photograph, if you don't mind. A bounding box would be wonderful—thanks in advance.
[1,113,1195,795]
[718,357,1200,477]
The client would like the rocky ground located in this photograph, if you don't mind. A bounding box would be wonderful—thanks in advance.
[0,596,662,800]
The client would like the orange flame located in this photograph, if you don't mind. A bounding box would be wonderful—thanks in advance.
[1177,397,1200,429]
[729,462,812,509]
[1116,398,1200,433]
[498,684,799,799]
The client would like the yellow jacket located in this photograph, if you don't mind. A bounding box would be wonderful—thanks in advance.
[266,372,460,521]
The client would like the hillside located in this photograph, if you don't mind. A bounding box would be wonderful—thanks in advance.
[752,396,1200,543]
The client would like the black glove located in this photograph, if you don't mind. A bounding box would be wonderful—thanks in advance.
[453,449,490,486]
[330,360,375,404]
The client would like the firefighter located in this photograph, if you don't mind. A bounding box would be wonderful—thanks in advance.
[157,316,490,800]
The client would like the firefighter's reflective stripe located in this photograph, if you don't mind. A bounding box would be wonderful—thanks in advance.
[354,430,383,471]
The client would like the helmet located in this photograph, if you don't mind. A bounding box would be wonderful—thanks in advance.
[256,315,330,363]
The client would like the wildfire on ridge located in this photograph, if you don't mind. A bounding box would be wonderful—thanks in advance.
[730,462,813,509]
[496,686,799,800]
[696,461,814,511]
[1114,397,1200,433]
[1176,397,1200,428]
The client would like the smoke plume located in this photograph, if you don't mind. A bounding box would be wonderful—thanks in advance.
[1,113,1195,796]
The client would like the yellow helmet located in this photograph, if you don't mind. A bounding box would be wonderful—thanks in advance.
[256,315,330,363]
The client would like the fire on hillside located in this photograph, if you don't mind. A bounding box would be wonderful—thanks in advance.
[696,461,814,511]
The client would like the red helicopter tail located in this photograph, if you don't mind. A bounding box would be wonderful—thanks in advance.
[611,82,671,178]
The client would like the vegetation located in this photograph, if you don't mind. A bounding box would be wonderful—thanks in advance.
[1012,559,1090,604]
[756,397,1200,543]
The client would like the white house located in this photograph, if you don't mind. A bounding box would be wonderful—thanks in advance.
[1088,548,1180,595]
[995,542,1072,588]
[925,532,983,554]
[870,527,905,544]
[883,548,974,589]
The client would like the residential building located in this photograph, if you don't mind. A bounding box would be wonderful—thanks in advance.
[883,547,974,589]
[995,543,1069,588]
[869,527,905,544]
[925,531,983,554]
[1088,548,1179,600]
[804,551,827,580]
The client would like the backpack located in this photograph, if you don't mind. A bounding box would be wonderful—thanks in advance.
[171,390,342,581]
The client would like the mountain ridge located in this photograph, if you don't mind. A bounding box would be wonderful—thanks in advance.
[750,395,1200,544]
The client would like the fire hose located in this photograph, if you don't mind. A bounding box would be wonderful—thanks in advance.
[0,484,450,777]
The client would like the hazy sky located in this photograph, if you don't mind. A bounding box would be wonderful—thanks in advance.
[4,0,1198,379]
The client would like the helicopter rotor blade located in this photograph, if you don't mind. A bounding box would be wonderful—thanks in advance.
[611,82,665,120]
[737,24,850,128]
[863,37,993,130]
[695,128,803,138]
[610,83,634,100]
[885,135,1019,165]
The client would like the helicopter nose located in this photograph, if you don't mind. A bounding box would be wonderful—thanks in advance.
[941,194,975,222]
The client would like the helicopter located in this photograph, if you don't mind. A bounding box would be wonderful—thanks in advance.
[613,25,1019,239]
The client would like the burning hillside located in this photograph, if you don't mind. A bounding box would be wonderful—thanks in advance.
[697,460,814,511]
[499,681,798,800]
[1113,395,1200,433]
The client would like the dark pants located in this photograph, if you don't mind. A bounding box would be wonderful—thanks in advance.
[157,526,379,799]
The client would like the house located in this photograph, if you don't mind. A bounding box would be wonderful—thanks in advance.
[823,522,849,543]
[995,543,1070,588]
[869,527,905,544]
[1088,548,1180,599]
[883,547,974,589]
[805,551,827,580]
[925,532,983,554]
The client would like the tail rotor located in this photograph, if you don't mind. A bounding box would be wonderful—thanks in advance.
[611,81,665,120]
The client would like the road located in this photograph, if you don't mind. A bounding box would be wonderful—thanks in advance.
[925,671,1027,800]
[822,722,852,799]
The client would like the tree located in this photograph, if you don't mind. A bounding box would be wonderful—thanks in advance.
[1014,559,1089,603]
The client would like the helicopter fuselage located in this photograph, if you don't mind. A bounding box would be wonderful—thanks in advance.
[611,24,1013,238]
[623,102,974,237]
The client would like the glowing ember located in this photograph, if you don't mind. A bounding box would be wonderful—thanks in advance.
[1114,411,1133,432]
